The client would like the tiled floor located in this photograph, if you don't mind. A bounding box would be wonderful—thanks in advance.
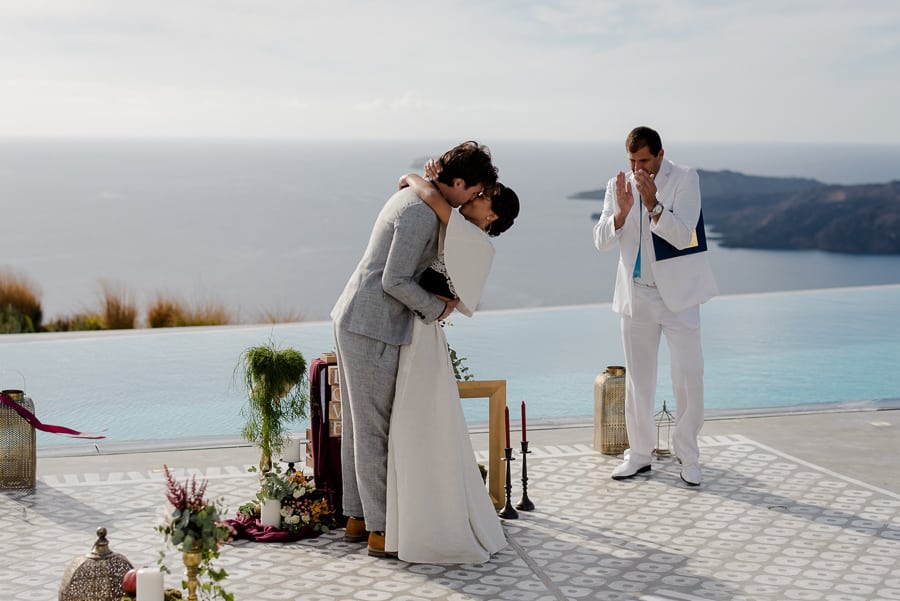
[3,426,900,601]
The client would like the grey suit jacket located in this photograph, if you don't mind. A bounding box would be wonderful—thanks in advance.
[331,187,446,346]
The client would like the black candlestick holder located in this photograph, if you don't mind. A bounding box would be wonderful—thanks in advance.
[498,447,519,519]
[515,440,535,511]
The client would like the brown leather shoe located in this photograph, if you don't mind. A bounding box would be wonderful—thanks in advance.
[367,531,397,558]
[344,516,368,543]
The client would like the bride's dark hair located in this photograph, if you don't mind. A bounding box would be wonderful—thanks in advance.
[486,183,519,237]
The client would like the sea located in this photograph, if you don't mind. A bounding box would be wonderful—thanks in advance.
[1,139,899,449]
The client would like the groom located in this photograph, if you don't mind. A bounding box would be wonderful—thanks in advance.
[331,141,497,557]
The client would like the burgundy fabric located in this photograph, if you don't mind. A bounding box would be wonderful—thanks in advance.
[224,514,322,543]
[309,359,344,521]
[0,392,105,439]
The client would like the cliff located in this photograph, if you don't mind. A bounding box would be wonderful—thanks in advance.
[576,170,900,254]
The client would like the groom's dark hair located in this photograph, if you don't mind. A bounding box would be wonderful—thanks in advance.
[436,141,498,189]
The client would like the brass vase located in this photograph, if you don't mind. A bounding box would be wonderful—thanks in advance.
[182,547,202,601]
[593,366,628,455]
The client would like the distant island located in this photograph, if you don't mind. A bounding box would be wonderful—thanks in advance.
[573,170,900,254]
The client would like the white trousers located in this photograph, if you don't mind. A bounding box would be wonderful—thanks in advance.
[620,283,705,466]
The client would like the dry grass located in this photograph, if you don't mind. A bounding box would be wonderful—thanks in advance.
[0,268,43,331]
[187,300,232,326]
[146,294,187,328]
[98,281,137,330]
[0,272,247,333]
[43,312,104,332]
[147,293,232,327]
[255,306,306,324]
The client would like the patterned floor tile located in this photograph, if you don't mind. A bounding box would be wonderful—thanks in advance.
[2,435,900,600]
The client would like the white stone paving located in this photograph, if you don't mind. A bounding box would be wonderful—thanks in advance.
[2,435,900,600]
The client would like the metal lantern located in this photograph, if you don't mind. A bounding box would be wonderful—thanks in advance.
[59,527,133,601]
[654,400,675,457]
[1,388,36,489]
[593,366,628,455]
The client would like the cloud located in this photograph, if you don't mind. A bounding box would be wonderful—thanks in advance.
[0,0,897,142]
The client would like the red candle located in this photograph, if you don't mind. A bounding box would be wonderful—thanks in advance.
[521,400,527,442]
[504,405,511,448]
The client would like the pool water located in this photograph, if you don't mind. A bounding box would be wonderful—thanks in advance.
[2,285,898,448]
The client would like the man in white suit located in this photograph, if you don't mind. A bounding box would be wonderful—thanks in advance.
[593,126,718,486]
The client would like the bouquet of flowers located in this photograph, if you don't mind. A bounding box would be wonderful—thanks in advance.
[156,466,234,601]
[237,465,335,537]
[277,470,334,533]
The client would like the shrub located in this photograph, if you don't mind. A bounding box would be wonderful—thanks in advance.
[0,269,42,331]
[0,303,35,333]
[188,301,232,326]
[255,306,306,324]
[43,312,104,332]
[98,281,137,329]
[147,294,187,328]
[147,293,232,327]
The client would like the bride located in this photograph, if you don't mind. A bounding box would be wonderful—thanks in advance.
[384,169,520,564]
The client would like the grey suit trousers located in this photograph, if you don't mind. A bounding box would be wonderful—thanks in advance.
[333,322,400,532]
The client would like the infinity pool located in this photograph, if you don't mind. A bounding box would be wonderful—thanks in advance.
[2,285,898,449]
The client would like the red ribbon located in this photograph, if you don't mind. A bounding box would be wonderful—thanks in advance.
[0,392,106,439]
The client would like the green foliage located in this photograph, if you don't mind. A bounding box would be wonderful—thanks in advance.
[441,321,474,381]
[0,304,35,333]
[449,344,474,381]
[163,504,226,553]
[156,466,233,601]
[237,340,309,472]
[43,312,103,332]
[0,269,42,331]
[239,465,335,534]
[251,465,293,500]
[191,563,232,601]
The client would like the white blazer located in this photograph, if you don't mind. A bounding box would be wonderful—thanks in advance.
[593,159,718,316]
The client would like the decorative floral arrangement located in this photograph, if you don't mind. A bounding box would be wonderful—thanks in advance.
[156,465,234,601]
[238,465,335,535]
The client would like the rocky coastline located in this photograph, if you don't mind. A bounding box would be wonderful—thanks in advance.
[576,170,900,254]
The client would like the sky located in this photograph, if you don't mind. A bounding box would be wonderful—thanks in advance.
[1,0,898,144]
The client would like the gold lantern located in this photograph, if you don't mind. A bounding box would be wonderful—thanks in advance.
[1,388,36,489]
[654,400,675,457]
[59,527,133,601]
[593,366,628,455]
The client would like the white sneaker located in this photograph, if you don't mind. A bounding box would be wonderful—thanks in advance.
[611,460,651,480]
[680,463,701,486]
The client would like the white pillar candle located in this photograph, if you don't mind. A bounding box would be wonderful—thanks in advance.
[281,432,304,463]
[260,498,282,528]
[136,567,164,601]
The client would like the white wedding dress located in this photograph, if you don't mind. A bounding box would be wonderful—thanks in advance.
[385,210,507,563]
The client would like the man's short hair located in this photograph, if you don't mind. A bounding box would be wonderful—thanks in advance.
[437,141,498,189]
[626,127,663,155]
